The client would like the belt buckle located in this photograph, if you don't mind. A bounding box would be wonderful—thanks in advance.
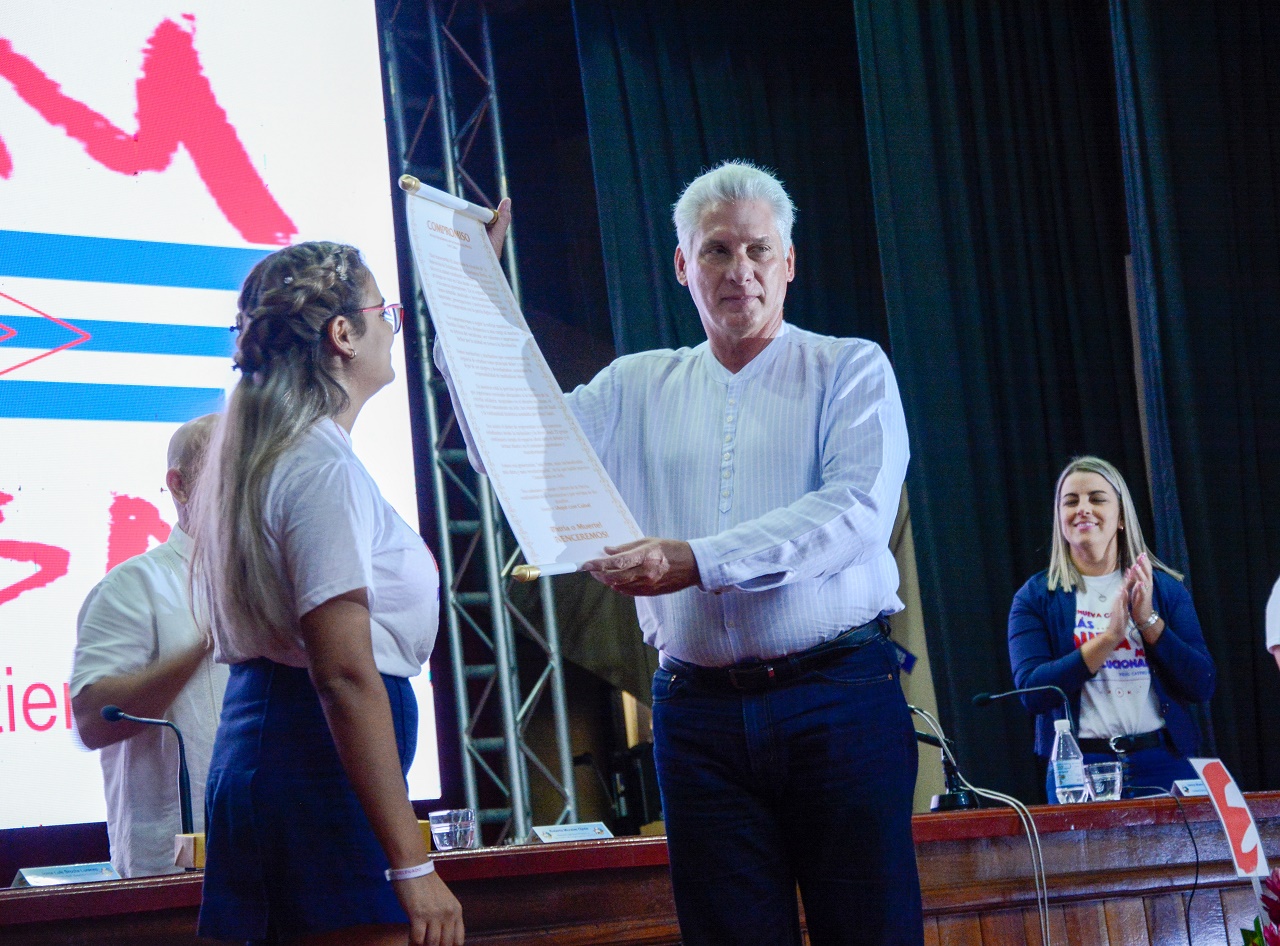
[728,664,776,691]
[1108,734,1130,754]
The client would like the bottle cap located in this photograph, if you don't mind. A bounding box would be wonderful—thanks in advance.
[1054,719,1071,733]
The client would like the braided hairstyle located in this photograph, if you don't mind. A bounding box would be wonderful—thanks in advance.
[191,242,372,650]
[234,241,367,400]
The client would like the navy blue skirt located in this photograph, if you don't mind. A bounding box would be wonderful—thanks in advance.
[198,658,418,942]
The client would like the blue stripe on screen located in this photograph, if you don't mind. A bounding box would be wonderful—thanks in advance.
[0,230,271,291]
[0,380,225,422]
[0,315,234,358]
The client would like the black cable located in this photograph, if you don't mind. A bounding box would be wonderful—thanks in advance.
[1129,786,1198,946]
[572,752,615,812]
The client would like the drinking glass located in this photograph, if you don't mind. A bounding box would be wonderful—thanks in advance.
[429,808,478,851]
[1085,761,1123,801]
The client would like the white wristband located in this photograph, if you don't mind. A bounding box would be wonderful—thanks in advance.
[385,860,435,882]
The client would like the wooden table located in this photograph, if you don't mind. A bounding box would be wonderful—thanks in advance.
[2,793,1275,945]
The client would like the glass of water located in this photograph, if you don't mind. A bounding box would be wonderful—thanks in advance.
[1085,761,1123,801]
[429,808,478,851]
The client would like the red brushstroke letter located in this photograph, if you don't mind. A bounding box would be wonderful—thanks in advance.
[0,17,296,244]
[0,492,70,606]
[106,495,171,572]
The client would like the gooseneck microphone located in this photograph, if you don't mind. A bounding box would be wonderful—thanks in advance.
[914,730,944,750]
[972,685,1074,732]
[102,705,193,835]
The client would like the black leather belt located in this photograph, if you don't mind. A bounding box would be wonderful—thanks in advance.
[1078,729,1168,755]
[658,618,888,694]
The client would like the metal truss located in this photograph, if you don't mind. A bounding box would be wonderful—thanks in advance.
[380,0,577,844]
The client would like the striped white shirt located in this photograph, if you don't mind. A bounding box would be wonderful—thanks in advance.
[563,323,909,666]
[437,323,909,666]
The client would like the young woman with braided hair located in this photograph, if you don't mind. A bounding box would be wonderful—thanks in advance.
[193,214,506,946]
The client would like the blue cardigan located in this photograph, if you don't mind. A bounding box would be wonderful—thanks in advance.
[1007,569,1216,758]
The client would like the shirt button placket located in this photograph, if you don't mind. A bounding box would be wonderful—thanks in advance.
[720,392,737,514]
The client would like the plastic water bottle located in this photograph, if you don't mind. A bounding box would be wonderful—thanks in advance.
[1050,718,1088,803]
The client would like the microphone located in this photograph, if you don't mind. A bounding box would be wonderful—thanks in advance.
[909,706,979,812]
[914,730,943,749]
[101,705,193,835]
[972,686,1074,732]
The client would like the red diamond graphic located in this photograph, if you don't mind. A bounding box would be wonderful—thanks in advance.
[0,290,91,376]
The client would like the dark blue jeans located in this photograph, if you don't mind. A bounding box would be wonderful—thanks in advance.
[652,636,924,946]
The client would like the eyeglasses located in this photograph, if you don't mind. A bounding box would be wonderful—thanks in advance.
[351,303,404,334]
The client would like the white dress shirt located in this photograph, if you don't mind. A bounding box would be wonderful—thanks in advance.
[1267,575,1280,652]
[440,322,909,667]
[71,526,228,877]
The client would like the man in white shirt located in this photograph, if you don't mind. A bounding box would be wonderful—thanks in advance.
[71,414,227,878]
[441,161,921,945]
[1266,575,1280,671]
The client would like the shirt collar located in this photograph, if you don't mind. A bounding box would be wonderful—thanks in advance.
[320,415,353,448]
[700,321,791,383]
[167,524,193,562]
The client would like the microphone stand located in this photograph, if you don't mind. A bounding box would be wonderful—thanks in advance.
[102,705,193,834]
[914,724,980,812]
[932,754,980,812]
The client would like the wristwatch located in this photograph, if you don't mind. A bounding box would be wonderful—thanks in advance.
[1137,611,1161,631]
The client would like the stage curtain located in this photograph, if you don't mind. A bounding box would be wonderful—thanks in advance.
[853,0,1145,797]
[570,0,887,353]
[1111,0,1280,788]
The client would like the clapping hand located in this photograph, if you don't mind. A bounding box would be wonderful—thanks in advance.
[1125,552,1154,626]
[1125,552,1164,643]
[1105,582,1131,642]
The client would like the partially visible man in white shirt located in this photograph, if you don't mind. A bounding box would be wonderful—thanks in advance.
[1266,575,1280,673]
[71,414,227,878]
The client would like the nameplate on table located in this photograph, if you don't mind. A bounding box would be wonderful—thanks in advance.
[10,862,121,887]
[531,822,614,843]
[1172,778,1208,797]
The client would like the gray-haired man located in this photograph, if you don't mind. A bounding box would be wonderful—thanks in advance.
[443,161,922,944]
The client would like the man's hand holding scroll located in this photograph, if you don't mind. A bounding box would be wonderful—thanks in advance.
[581,538,700,596]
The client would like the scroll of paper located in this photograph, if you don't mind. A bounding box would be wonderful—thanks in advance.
[401,177,642,580]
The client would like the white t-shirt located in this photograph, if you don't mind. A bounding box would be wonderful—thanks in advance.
[1073,570,1165,740]
[1266,575,1280,652]
[70,526,228,878]
[213,418,439,678]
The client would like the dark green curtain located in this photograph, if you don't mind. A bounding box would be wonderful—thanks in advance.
[571,0,887,353]
[852,0,1147,798]
[1111,0,1280,789]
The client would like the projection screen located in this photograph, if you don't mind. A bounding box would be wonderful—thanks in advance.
[0,0,441,830]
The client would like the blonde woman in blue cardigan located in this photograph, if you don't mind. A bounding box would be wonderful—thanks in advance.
[1008,456,1215,801]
